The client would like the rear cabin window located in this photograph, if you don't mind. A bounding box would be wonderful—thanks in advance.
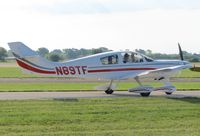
[100,55,118,65]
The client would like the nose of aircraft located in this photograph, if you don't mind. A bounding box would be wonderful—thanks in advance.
[183,61,190,65]
[182,61,192,67]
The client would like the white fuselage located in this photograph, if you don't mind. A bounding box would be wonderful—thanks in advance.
[45,51,190,79]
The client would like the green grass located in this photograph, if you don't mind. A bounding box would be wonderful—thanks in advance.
[0,82,199,92]
[0,67,40,78]
[0,97,200,135]
[175,69,200,78]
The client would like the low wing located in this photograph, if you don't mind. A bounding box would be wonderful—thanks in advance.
[137,64,191,79]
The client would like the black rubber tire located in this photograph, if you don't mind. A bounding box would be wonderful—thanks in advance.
[165,92,172,95]
[140,92,151,97]
[105,89,114,94]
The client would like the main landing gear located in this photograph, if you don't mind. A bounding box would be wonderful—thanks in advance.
[134,76,152,97]
[128,78,153,97]
[128,85,153,97]
[104,80,114,94]
[104,77,176,97]
[128,76,176,97]
[165,92,172,95]
[140,92,151,97]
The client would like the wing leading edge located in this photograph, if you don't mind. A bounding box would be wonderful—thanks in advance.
[138,64,192,78]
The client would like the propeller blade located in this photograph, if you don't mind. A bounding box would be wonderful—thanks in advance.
[177,43,200,72]
[178,43,184,61]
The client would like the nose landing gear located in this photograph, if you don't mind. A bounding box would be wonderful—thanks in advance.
[105,88,114,94]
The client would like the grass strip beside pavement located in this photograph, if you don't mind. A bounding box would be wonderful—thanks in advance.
[0,67,40,78]
[0,82,199,92]
[0,98,200,136]
[175,69,200,78]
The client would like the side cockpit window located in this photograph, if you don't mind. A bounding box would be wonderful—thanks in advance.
[122,52,144,63]
[101,55,118,65]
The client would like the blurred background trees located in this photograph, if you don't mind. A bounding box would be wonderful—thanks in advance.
[0,47,8,62]
[0,46,199,62]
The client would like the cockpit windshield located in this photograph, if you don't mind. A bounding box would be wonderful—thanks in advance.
[143,55,154,62]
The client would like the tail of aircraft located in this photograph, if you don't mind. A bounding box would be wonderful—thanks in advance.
[8,42,57,75]
[9,42,38,58]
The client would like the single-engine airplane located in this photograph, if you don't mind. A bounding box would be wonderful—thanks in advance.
[8,42,200,97]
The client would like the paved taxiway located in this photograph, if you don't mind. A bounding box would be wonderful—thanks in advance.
[0,91,200,100]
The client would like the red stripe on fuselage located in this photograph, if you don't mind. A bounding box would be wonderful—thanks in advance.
[88,67,157,73]
[16,59,56,74]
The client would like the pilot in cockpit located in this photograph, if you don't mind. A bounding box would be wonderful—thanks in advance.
[123,53,129,63]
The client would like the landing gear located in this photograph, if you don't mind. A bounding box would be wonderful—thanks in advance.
[157,78,175,95]
[129,76,177,97]
[105,80,114,94]
[165,92,172,95]
[140,92,151,97]
[129,77,152,97]
[105,89,114,94]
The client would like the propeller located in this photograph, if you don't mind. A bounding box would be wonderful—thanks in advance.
[178,43,200,72]
[178,43,184,61]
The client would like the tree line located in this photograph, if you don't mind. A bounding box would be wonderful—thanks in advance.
[0,46,199,62]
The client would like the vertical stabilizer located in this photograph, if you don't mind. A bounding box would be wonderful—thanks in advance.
[8,42,56,75]
[8,42,38,57]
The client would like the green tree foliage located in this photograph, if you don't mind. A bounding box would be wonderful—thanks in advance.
[0,47,8,61]
[51,49,62,54]
[92,47,110,54]
[37,47,49,57]
[62,47,110,60]
[7,50,14,57]
[190,57,200,62]
[63,48,79,60]
[47,53,63,62]
[79,48,92,57]
[3,46,200,62]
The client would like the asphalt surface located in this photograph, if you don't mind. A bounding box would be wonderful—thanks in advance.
[0,91,200,100]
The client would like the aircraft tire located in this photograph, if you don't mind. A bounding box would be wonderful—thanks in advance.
[140,92,151,97]
[105,89,114,94]
[165,92,172,95]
